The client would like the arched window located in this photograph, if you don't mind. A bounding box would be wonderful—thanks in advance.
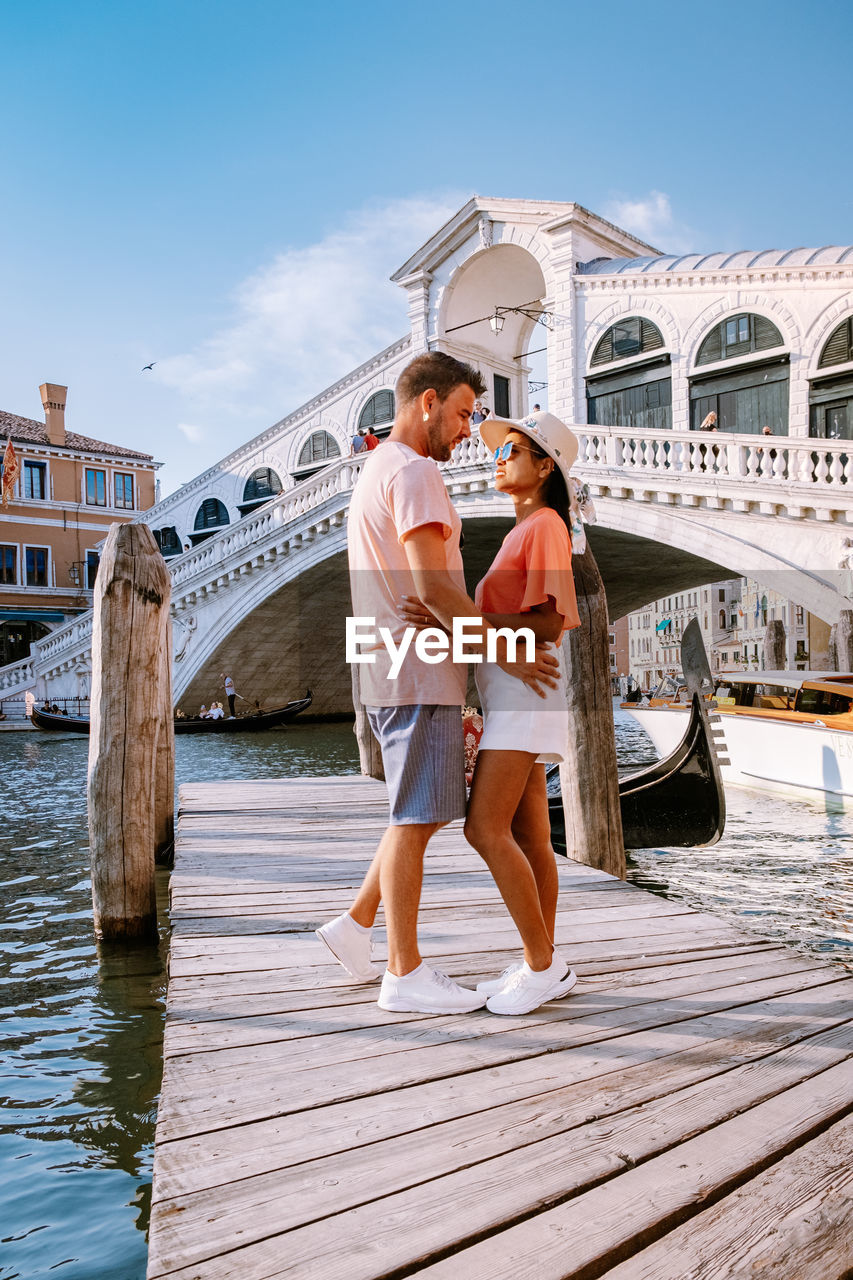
[586,318,671,430]
[818,318,853,369]
[691,314,788,434]
[590,318,664,367]
[358,390,395,436]
[154,526,182,558]
[239,467,282,515]
[295,431,340,476]
[810,318,853,442]
[695,313,783,366]
[191,498,230,545]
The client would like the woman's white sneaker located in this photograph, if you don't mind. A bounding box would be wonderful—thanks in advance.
[476,962,523,995]
[315,912,380,981]
[378,962,487,1013]
[486,956,577,1016]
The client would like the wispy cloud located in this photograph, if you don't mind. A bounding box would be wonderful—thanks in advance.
[601,191,696,255]
[177,422,205,443]
[154,195,464,426]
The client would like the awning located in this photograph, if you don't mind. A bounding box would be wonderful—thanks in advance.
[0,610,68,623]
[655,618,672,632]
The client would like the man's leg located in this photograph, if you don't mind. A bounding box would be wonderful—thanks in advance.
[377,822,438,976]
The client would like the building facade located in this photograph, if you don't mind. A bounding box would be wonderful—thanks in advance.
[625,578,816,688]
[0,383,159,666]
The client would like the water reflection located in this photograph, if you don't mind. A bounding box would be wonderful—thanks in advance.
[0,725,359,1280]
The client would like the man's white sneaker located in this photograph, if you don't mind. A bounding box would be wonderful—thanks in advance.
[486,956,577,1016]
[378,962,487,1014]
[315,912,379,981]
[476,962,523,996]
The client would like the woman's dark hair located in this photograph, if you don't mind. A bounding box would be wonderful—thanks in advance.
[525,437,573,538]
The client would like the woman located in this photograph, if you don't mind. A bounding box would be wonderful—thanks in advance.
[409,412,581,1015]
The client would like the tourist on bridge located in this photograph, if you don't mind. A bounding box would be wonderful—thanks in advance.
[316,351,559,1016]
[350,428,366,455]
[363,426,379,451]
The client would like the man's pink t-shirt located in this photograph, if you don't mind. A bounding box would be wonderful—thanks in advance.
[348,440,468,707]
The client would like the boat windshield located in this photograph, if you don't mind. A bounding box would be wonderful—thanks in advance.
[794,686,853,716]
[713,682,794,709]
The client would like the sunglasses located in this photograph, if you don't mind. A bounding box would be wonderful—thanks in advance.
[492,441,538,462]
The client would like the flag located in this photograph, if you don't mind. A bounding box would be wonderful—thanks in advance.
[1,436,19,507]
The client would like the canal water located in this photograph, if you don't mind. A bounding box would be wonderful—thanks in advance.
[2,712,852,1279]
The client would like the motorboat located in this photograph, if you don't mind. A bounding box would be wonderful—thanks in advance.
[622,670,853,808]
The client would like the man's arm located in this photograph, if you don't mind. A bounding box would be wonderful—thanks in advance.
[401,524,559,693]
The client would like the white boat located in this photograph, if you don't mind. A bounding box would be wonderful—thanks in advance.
[622,671,853,809]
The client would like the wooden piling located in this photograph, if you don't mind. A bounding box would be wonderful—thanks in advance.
[559,544,626,877]
[763,619,787,670]
[351,666,384,781]
[87,523,173,942]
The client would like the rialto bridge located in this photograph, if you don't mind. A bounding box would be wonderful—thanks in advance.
[3,196,853,712]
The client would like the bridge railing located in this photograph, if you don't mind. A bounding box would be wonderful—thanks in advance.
[16,423,853,686]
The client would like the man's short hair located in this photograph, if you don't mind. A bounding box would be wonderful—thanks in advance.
[396,352,486,406]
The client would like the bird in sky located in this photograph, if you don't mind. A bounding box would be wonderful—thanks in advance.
[142,362,157,372]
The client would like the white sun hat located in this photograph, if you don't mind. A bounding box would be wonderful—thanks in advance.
[478,410,579,491]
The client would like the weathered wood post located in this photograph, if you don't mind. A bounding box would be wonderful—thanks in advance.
[351,665,384,780]
[154,616,175,863]
[763,619,787,670]
[559,544,626,878]
[88,524,173,942]
[833,609,853,671]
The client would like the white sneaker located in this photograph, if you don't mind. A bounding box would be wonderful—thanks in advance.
[315,912,380,981]
[486,956,577,1016]
[378,962,487,1014]
[476,963,523,995]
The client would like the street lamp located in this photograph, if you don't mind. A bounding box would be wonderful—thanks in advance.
[489,310,505,335]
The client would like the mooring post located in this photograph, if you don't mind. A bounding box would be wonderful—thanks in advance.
[154,615,175,864]
[763,619,787,670]
[87,523,172,942]
[558,544,626,878]
[351,665,384,781]
[834,609,853,671]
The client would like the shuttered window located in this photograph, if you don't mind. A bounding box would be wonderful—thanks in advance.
[154,527,182,556]
[590,318,665,367]
[818,319,853,369]
[358,390,395,432]
[193,498,230,531]
[696,314,784,365]
[243,468,282,503]
[296,432,341,469]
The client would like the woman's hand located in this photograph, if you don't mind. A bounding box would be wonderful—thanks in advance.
[400,595,446,632]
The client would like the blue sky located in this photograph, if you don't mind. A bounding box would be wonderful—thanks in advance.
[2,0,850,494]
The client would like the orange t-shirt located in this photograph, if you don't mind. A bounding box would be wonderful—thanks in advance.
[475,507,580,635]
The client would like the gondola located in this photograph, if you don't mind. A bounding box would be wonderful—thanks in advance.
[548,619,726,849]
[30,690,313,736]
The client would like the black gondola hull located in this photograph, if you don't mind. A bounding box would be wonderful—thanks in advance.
[548,693,725,851]
[30,693,313,736]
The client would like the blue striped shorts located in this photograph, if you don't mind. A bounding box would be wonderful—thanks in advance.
[366,703,466,826]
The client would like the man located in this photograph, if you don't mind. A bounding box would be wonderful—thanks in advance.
[363,426,379,450]
[351,428,366,455]
[221,673,236,718]
[316,352,559,1014]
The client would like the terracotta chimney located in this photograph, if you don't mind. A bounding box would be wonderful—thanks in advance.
[40,383,67,446]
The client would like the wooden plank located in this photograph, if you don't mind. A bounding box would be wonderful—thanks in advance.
[148,1053,853,1279]
[149,776,852,1280]
[152,986,853,1205]
[597,1112,853,1280]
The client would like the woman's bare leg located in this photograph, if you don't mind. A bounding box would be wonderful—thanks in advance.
[510,763,559,941]
[464,749,553,971]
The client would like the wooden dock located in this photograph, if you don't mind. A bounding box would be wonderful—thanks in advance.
[148,776,853,1280]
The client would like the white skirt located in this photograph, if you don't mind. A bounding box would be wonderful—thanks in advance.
[475,649,569,763]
